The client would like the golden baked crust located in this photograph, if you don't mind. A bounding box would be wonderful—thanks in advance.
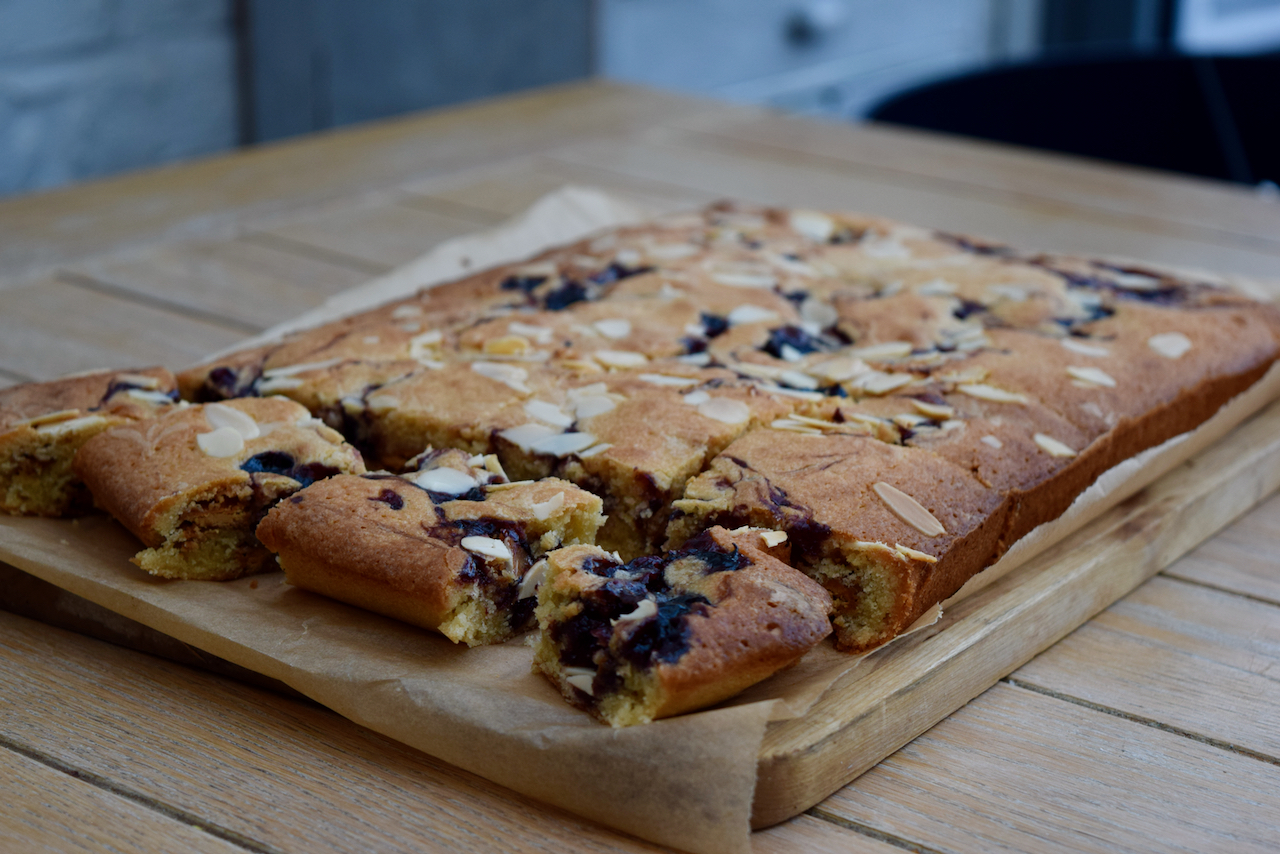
[257,463,604,646]
[165,202,1280,657]
[533,525,832,726]
[73,397,364,580]
[0,368,177,516]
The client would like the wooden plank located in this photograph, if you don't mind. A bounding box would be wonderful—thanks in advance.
[1162,491,1280,604]
[1012,576,1280,759]
[752,397,1280,827]
[0,81,730,280]
[0,278,246,380]
[819,683,1280,854]
[8,609,832,854]
[549,136,1280,283]
[671,108,1280,250]
[252,195,483,270]
[0,746,245,854]
[67,236,371,332]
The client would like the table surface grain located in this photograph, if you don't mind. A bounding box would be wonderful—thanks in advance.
[2,80,1277,854]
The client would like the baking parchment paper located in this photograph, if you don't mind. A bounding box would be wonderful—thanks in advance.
[3,187,1279,854]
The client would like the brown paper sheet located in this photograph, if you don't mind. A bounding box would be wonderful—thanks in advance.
[4,187,1280,854]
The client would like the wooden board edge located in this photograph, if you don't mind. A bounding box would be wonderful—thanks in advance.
[749,399,1280,828]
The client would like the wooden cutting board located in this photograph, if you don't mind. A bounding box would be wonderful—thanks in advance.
[750,395,1280,827]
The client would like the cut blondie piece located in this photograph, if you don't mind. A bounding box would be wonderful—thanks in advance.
[256,451,605,645]
[0,368,177,516]
[533,525,832,727]
[667,429,1007,653]
[73,397,365,580]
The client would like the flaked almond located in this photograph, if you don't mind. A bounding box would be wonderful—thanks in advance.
[682,390,711,406]
[34,414,105,436]
[981,434,1003,449]
[472,361,530,394]
[484,334,532,357]
[1148,332,1192,359]
[759,530,788,547]
[530,431,597,457]
[846,341,914,361]
[593,318,632,339]
[1061,338,1110,357]
[639,373,699,388]
[197,426,244,458]
[912,400,955,420]
[1034,433,1077,457]
[205,402,260,440]
[895,543,938,563]
[872,482,946,537]
[532,491,565,521]
[391,304,423,319]
[808,356,871,383]
[727,304,778,326]
[711,272,776,289]
[578,442,612,458]
[771,418,821,435]
[851,371,915,395]
[518,559,549,600]
[572,394,617,419]
[789,210,835,242]
[563,667,596,696]
[262,357,343,379]
[612,599,657,625]
[461,535,512,562]
[257,376,304,394]
[697,397,750,425]
[1067,366,1116,388]
[508,321,554,344]
[958,383,1027,404]
[593,350,648,369]
[497,422,558,450]
[18,409,80,428]
[413,467,479,495]
[524,399,573,427]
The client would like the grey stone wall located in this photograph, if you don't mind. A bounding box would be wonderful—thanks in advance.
[0,0,238,198]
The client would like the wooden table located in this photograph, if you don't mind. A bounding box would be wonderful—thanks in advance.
[2,80,1278,853]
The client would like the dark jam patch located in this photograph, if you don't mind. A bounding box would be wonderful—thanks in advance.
[99,379,177,406]
[240,452,340,489]
[542,280,589,311]
[500,275,548,294]
[369,488,404,510]
[618,593,710,666]
[952,299,987,321]
[241,451,296,476]
[204,366,261,401]
[936,232,1015,257]
[426,486,486,505]
[700,312,730,338]
[782,289,809,307]
[589,262,652,286]
[762,325,831,359]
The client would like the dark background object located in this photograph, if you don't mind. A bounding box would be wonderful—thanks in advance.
[870,53,1280,185]
[1042,0,1176,53]
[241,0,592,144]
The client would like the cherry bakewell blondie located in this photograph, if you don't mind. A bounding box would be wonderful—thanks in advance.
[0,368,177,516]
[73,397,365,580]
[533,525,831,727]
[257,448,604,645]
[169,202,1280,656]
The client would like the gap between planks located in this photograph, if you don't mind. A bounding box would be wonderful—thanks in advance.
[1000,678,1280,768]
[0,735,277,854]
